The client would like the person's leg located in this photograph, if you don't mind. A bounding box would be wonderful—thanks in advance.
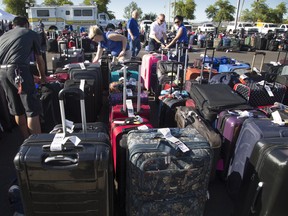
[15,114,30,139]
[148,38,155,52]
[27,115,41,135]
[129,39,135,57]
[135,38,141,56]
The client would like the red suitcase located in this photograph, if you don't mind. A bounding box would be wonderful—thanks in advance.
[110,61,150,121]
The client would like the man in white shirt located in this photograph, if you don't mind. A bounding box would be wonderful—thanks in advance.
[148,14,167,52]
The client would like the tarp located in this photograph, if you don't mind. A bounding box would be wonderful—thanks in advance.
[0,9,15,20]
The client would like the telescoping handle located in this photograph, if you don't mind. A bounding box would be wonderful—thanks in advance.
[58,87,87,137]
[58,41,68,56]
[250,51,266,73]
[200,47,215,84]
[276,50,288,63]
[122,60,142,113]
[161,61,183,94]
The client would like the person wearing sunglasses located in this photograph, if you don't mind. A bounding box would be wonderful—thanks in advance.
[148,14,167,52]
[88,25,131,63]
[165,15,188,49]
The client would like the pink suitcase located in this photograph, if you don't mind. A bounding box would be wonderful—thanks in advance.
[141,53,167,90]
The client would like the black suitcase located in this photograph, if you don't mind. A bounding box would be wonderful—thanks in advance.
[189,83,250,123]
[255,37,267,50]
[47,38,58,53]
[64,79,100,123]
[14,87,114,216]
[235,138,288,216]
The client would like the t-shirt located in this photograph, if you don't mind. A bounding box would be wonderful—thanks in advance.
[99,31,129,56]
[0,27,41,65]
[149,21,166,40]
[177,24,188,44]
[127,18,140,40]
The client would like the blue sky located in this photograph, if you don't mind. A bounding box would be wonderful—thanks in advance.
[0,0,287,22]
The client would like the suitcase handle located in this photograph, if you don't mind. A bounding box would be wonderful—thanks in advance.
[123,60,142,65]
[200,47,215,83]
[250,182,263,214]
[157,140,189,157]
[250,52,266,72]
[276,50,288,63]
[43,155,79,167]
[58,41,68,56]
[58,87,87,136]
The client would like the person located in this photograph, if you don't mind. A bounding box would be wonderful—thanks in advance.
[165,15,188,49]
[88,25,131,63]
[127,10,141,57]
[148,14,167,52]
[0,16,46,139]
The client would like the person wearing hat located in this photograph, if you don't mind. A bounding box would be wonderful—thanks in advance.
[89,25,131,63]
[0,16,46,139]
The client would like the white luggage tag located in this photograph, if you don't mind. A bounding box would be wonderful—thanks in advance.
[79,62,86,70]
[65,119,75,133]
[126,99,135,117]
[126,88,133,97]
[271,111,285,126]
[158,128,190,153]
[50,133,81,151]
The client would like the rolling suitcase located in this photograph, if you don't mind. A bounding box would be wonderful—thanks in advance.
[14,87,114,216]
[174,106,222,181]
[126,128,213,216]
[216,109,267,178]
[227,118,288,198]
[235,138,288,216]
[141,52,167,91]
[189,83,250,123]
[110,61,150,121]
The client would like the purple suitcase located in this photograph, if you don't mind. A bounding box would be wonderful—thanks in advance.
[216,110,267,178]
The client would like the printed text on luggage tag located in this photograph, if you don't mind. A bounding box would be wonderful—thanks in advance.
[51,133,81,151]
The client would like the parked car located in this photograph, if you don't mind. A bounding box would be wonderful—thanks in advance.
[279,24,288,32]
[258,23,280,34]
[197,23,215,32]
[226,22,259,35]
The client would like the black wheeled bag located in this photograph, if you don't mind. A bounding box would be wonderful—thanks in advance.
[189,84,250,123]
[14,87,114,216]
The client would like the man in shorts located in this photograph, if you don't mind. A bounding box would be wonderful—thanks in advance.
[0,16,46,139]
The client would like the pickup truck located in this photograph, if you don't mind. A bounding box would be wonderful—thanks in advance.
[197,23,215,32]
[258,23,280,34]
[226,22,258,35]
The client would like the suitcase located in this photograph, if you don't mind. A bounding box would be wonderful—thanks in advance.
[141,53,167,91]
[216,109,267,178]
[110,60,150,121]
[189,83,250,123]
[234,79,286,107]
[47,38,58,53]
[255,36,267,50]
[64,79,99,123]
[235,138,288,216]
[14,87,114,216]
[126,128,213,216]
[208,72,241,88]
[175,106,222,181]
[227,118,288,198]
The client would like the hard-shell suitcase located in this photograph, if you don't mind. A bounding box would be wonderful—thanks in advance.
[216,109,267,178]
[64,79,99,123]
[126,128,213,216]
[255,37,267,50]
[174,106,222,181]
[189,83,250,123]
[14,87,114,216]
[141,53,167,91]
[218,63,250,73]
[110,61,150,121]
[235,138,288,216]
[227,118,288,197]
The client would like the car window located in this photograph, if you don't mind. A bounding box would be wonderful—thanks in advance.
[206,24,214,27]
[243,24,253,27]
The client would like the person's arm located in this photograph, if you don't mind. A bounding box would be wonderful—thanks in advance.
[107,33,127,57]
[166,27,183,48]
[127,28,134,41]
[92,43,103,63]
[35,54,46,84]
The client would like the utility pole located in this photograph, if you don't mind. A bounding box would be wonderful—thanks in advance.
[234,0,241,31]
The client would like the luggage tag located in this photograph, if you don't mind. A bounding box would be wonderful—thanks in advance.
[126,88,133,97]
[79,63,86,70]
[50,133,81,151]
[271,111,286,126]
[158,128,190,153]
[126,99,135,118]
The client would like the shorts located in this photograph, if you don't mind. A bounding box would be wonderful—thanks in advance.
[0,65,41,117]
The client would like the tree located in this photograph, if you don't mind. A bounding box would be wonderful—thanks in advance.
[174,0,196,20]
[43,0,73,6]
[123,2,143,20]
[205,0,235,27]
[3,0,36,16]
[142,13,157,21]
[83,0,115,19]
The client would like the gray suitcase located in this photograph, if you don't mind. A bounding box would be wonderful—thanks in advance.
[126,128,213,216]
